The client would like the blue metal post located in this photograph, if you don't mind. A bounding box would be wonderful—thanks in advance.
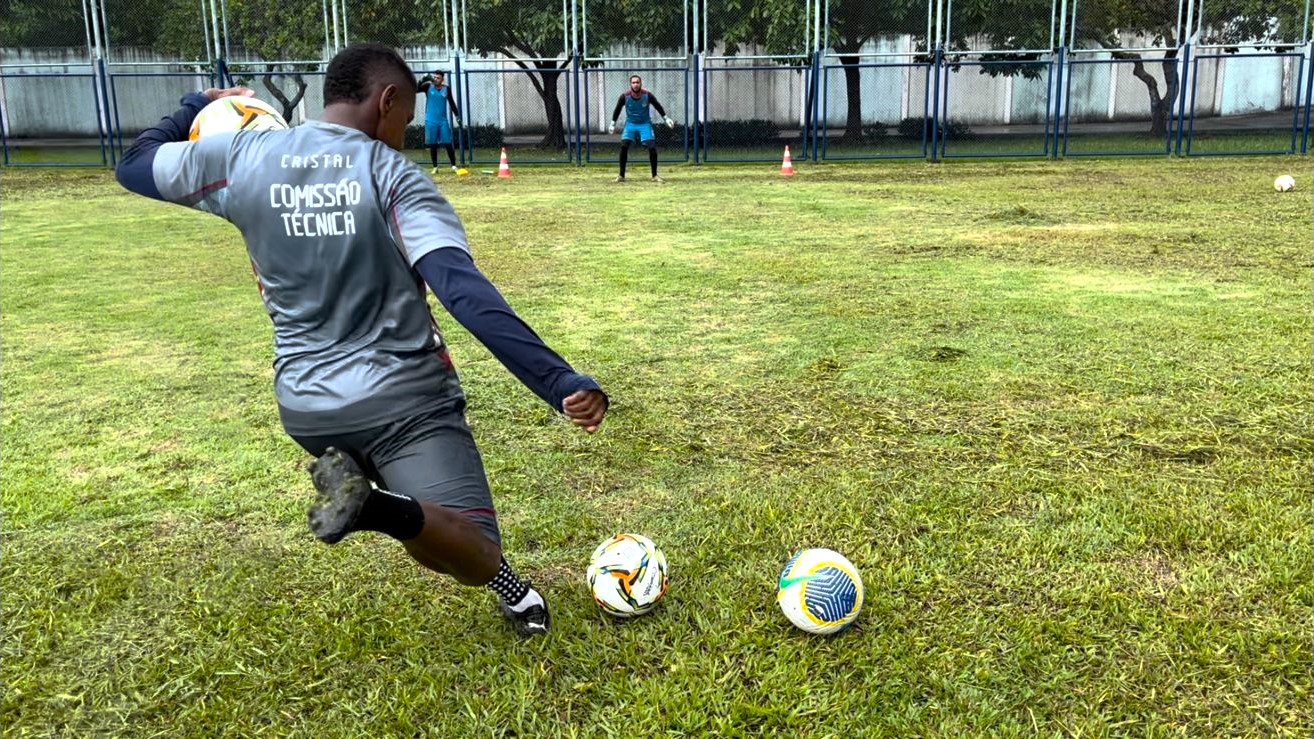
[692,52,700,164]
[461,58,473,164]
[813,51,823,161]
[110,73,125,157]
[96,58,115,166]
[1174,43,1192,155]
[929,46,942,161]
[1304,45,1314,153]
[571,54,581,165]
[1,92,9,166]
[683,59,691,163]
[1182,50,1199,155]
[1051,47,1066,159]
[582,65,592,164]
[454,54,466,166]
[1289,55,1305,154]
[1061,54,1075,157]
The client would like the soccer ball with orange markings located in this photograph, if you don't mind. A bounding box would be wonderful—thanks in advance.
[189,95,288,140]
[586,533,668,618]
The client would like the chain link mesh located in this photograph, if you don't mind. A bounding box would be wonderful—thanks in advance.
[1,0,1310,162]
[1197,0,1309,48]
[944,0,1055,54]
[704,0,812,59]
[1185,51,1305,153]
[0,0,93,65]
[1069,0,1181,51]
[100,0,211,66]
[583,0,688,59]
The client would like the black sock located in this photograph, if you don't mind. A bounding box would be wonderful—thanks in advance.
[445,144,457,167]
[487,558,531,605]
[648,147,658,177]
[429,144,438,168]
[619,143,629,178]
[349,488,425,541]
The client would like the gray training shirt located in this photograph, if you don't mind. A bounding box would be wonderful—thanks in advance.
[151,121,468,434]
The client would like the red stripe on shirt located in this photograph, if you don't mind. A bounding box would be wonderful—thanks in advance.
[183,178,228,203]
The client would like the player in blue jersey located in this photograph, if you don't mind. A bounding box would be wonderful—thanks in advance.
[114,44,608,636]
[608,74,674,183]
[418,69,462,174]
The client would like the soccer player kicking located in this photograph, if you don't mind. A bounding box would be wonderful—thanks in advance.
[115,44,608,636]
[418,69,462,174]
[608,74,674,183]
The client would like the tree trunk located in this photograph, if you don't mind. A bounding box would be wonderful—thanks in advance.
[841,54,863,140]
[1122,50,1179,136]
[534,62,567,150]
[262,66,307,123]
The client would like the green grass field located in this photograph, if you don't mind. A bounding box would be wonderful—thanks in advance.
[2,157,1310,736]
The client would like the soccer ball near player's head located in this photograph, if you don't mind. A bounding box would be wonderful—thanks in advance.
[629,75,643,93]
[322,43,416,151]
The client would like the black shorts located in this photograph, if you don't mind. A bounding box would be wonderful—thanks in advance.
[290,407,499,546]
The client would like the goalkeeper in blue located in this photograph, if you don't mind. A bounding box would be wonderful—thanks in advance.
[418,69,461,174]
[114,43,609,637]
[608,74,674,183]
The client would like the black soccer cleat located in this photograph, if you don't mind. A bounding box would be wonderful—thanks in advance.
[306,447,373,544]
[500,586,551,637]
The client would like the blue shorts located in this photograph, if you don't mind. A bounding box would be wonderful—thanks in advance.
[425,120,452,146]
[622,122,655,143]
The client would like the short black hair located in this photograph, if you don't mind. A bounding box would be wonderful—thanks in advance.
[630,74,642,82]
[323,43,415,105]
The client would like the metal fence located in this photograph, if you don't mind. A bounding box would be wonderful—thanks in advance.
[1,0,1311,166]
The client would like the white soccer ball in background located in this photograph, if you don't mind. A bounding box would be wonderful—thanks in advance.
[586,533,668,618]
[189,95,288,140]
[776,547,864,635]
[1274,174,1296,192]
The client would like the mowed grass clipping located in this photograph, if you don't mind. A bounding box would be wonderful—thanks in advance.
[2,157,1310,736]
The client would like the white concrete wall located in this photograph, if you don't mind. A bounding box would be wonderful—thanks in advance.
[1,40,1307,137]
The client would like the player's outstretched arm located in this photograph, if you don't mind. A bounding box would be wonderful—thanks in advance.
[648,93,667,119]
[448,90,462,122]
[416,248,609,432]
[115,86,253,201]
[648,94,674,126]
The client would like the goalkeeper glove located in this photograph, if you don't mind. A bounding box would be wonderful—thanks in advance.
[664,116,675,127]
[608,121,616,134]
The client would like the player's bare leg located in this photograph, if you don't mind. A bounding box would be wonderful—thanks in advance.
[308,448,549,635]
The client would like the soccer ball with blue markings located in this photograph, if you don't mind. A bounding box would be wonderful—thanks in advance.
[776,548,863,634]
[587,533,668,618]
[189,95,288,141]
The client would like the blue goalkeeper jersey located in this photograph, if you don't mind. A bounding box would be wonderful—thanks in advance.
[625,92,652,124]
[425,84,453,124]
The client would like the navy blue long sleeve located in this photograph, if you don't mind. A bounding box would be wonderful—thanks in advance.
[116,91,210,200]
[416,248,604,411]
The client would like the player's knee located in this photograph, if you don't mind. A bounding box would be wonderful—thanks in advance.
[620,139,632,151]
[644,140,656,150]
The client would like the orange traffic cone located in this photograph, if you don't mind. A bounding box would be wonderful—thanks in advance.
[780,145,795,176]
[497,148,512,179]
